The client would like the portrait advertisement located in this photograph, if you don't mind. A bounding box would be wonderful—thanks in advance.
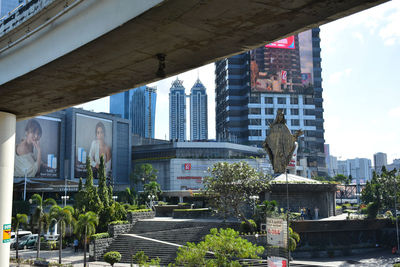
[250,30,314,94]
[75,113,113,179]
[15,116,61,178]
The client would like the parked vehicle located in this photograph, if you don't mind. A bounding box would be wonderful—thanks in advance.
[16,234,38,249]
[10,231,32,248]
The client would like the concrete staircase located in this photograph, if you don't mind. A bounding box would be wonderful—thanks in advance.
[103,219,240,265]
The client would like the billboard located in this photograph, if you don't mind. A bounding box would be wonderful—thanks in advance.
[15,116,61,178]
[250,30,314,94]
[265,36,295,49]
[75,114,112,179]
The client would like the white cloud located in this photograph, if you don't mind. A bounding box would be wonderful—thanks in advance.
[388,106,400,118]
[328,68,352,84]
[353,32,364,44]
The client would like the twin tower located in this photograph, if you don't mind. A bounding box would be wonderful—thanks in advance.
[169,78,208,141]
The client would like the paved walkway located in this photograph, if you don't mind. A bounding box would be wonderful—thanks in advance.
[10,246,400,267]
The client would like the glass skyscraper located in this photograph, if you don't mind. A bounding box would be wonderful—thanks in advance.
[169,78,186,141]
[190,79,208,141]
[215,28,326,177]
[110,86,157,138]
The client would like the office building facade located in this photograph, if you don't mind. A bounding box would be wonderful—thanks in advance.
[373,152,387,173]
[190,79,208,140]
[337,158,372,183]
[169,78,187,141]
[215,28,326,176]
[110,86,157,138]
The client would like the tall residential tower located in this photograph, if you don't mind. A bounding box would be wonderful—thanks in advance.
[190,79,208,140]
[169,78,186,141]
[215,28,326,177]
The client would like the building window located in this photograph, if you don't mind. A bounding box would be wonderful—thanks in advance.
[290,109,299,115]
[290,96,298,104]
[265,97,273,104]
[250,94,260,103]
[249,119,261,125]
[304,120,315,126]
[277,97,286,104]
[249,108,261,115]
[303,97,314,105]
[291,119,300,126]
[265,108,274,115]
[249,130,261,136]
[304,109,315,116]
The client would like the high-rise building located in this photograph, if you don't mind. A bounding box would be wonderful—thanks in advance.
[110,86,157,138]
[337,158,372,182]
[373,152,387,173]
[215,28,326,176]
[190,79,208,140]
[0,0,22,17]
[169,78,186,141]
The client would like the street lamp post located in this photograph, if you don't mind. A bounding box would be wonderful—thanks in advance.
[112,196,118,202]
[148,195,155,210]
[61,196,69,207]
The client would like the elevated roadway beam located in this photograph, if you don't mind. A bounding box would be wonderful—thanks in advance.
[0,0,387,120]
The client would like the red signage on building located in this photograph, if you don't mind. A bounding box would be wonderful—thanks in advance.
[265,36,295,49]
[184,163,191,170]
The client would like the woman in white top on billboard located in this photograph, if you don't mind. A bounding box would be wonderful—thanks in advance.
[15,119,42,177]
[89,122,111,175]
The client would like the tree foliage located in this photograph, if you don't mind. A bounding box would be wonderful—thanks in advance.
[76,211,99,267]
[12,213,28,260]
[50,205,75,264]
[132,163,158,186]
[30,194,56,259]
[104,251,121,267]
[204,162,270,228]
[361,167,399,213]
[175,228,264,266]
[98,155,110,208]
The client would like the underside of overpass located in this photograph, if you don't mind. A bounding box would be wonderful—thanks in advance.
[0,0,387,120]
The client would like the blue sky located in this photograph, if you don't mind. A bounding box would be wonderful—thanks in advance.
[76,0,400,163]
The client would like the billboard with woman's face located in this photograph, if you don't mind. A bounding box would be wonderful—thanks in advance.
[15,116,61,178]
[75,114,113,179]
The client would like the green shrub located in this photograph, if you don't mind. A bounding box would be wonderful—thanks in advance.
[239,219,257,234]
[178,202,189,206]
[132,251,148,264]
[109,220,129,225]
[90,232,110,241]
[139,204,146,209]
[123,204,138,211]
[360,207,368,214]
[366,202,379,219]
[157,201,167,206]
[129,209,151,213]
[104,251,121,266]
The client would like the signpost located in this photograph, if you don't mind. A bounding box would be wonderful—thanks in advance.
[2,224,11,243]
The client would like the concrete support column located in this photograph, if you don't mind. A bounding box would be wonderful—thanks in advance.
[0,112,16,267]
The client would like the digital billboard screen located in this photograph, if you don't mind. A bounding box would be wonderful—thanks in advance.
[250,30,314,94]
[265,36,295,49]
[75,114,113,179]
[15,116,61,178]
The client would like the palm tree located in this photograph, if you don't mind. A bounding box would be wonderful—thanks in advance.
[76,211,98,267]
[30,194,56,259]
[288,227,300,252]
[50,205,75,264]
[11,213,28,260]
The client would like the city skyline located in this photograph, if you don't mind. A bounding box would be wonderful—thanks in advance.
[76,0,400,163]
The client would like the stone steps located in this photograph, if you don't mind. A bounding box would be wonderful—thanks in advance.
[103,219,241,265]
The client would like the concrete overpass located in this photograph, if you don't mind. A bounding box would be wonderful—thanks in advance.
[0,0,388,265]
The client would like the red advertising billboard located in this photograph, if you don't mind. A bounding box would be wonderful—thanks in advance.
[266,36,295,49]
[250,30,314,94]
